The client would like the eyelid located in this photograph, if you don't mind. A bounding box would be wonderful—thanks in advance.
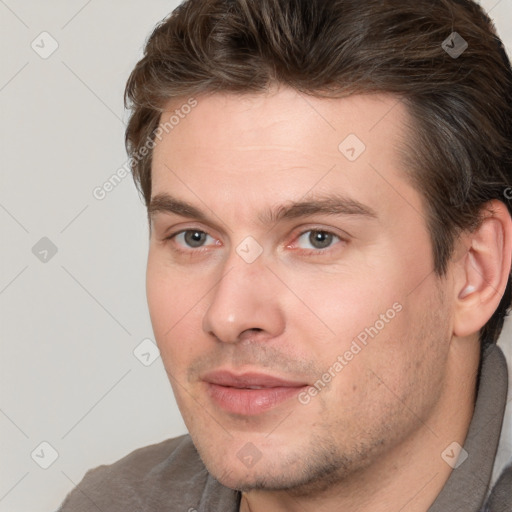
[287,226,349,247]
[168,228,219,243]
[162,225,348,255]
[163,223,219,241]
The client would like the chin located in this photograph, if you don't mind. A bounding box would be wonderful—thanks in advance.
[214,465,349,496]
[211,466,300,492]
[196,439,352,495]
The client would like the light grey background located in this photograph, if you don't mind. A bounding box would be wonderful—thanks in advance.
[0,1,511,511]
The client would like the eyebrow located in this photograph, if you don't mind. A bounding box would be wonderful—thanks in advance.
[148,192,378,226]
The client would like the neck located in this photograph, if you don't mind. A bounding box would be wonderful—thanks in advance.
[239,340,480,512]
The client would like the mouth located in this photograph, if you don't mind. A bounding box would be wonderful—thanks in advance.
[202,370,309,416]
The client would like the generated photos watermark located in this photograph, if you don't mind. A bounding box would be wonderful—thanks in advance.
[298,301,403,404]
[92,97,198,201]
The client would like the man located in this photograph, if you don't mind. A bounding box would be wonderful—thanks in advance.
[58,0,512,510]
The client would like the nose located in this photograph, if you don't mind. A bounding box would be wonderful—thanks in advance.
[202,253,286,344]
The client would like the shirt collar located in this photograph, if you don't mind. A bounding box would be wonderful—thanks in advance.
[429,343,509,511]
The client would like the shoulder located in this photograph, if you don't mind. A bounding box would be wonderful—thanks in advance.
[482,463,512,512]
[57,434,212,511]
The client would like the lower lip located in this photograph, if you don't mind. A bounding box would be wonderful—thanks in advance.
[206,383,307,415]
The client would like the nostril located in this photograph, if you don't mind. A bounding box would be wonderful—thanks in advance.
[243,328,263,335]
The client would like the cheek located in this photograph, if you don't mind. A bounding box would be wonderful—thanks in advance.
[283,266,438,400]
[146,255,208,368]
[347,288,450,413]
[146,249,204,326]
[146,258,172,337]
[276,264,403,354]
[309,304,446,442]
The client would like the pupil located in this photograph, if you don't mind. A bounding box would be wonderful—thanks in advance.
[185,231,206,247]
[310,231,332,249]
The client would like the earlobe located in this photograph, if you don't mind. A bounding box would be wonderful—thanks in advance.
[453,200,512,339]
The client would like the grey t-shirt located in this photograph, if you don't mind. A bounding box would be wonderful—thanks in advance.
[58,344,509,512]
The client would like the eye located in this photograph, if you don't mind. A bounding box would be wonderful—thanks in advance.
[172,230,217,249]
[295,230,342,251]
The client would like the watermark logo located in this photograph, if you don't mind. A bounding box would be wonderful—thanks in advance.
[133,338,160,367]
[442,32,468,59]
[338,134,366,162]
[32,237,58,263]
[237,442,263,468]
[31,441,59,469]
[31,32,59,59]
[236,236,263,264]
[441,441,468,469]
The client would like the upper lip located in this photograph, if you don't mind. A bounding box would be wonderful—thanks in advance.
[202,370,307,389]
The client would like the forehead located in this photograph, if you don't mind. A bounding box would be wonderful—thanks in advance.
[154,88,407,157]
[150,87,423,227]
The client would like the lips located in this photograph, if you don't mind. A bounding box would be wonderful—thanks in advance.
[202,370,308,416]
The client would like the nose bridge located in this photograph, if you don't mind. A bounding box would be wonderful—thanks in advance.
[202,249,284,343]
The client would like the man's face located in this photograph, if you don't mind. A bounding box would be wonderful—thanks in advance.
[147,87,454,491]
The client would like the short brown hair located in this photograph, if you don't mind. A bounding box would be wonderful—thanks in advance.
[124,0,512,346]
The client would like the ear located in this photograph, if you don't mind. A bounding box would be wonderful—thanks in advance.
[453,200,512,338]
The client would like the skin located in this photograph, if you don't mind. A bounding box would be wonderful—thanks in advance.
[146,85,512,511]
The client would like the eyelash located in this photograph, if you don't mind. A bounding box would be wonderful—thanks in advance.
[163,227,346,256]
